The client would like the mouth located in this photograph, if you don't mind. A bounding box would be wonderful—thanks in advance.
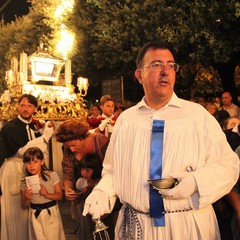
[158,79,168,85]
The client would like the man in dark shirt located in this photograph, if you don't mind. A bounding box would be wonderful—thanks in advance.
[0,94,54,240]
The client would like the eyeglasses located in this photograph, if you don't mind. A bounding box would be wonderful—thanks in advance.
[141,62,180,72]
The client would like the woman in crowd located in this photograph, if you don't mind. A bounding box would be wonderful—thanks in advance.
[55,119,119,240]
[87,105,102,130]
[205,102,230,127]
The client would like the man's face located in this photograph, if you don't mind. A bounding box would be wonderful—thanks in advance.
[18,97,36,120]
[101,100,115,118]
[135,48,176,103]
[221,93,232,106]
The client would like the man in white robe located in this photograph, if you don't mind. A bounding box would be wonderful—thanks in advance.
[83,41,239,240]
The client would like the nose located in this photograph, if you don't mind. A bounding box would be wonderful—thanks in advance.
[69,147,75,152]
[160,66,169,75]
[81,170,87,178]
[22,106,29,111]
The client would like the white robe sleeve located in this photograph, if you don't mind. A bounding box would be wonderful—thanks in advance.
[16,136,48,157]
[190,114,240,209]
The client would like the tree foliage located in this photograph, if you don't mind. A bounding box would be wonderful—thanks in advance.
[72,0,239,100]
[0,0,239,101]
[0,0,65,92]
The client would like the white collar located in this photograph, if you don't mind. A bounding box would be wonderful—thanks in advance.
[18,115,32,124]
[136,92,182,110]
[102,113,114,119]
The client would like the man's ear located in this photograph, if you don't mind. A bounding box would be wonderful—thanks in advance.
[135,69,143,84]
[41,160,45,165]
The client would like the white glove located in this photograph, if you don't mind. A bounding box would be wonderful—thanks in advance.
[159,172,197,199]
[99,119,109,131]
[82,189,112,219]
[42,121,54,142]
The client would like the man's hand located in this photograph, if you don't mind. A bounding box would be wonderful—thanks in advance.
[82,190,111,219]
[159,172,197,199]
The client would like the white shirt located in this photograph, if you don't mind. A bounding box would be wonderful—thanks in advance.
[221,103,240,118]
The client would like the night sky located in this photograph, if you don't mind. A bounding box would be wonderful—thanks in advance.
[0,0,31,24]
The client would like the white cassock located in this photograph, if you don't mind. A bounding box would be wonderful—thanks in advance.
[95,93,239,240]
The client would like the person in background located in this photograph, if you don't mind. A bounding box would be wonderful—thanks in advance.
[114,101,125,117]
[221,117,240,131]
[82,41,239,240]
[195,96,207,107]
[205,102,218,115]
[55,119,118,240]
[213,119,240,240]
[227,124,240,240]
[55,120,108,196]
[205,102,230,127]
[0,94,54,240]
[224,123,240,240]
[71,153,103,239]
[88,95,118,138]
[115,106,124,116]
[219,91,240,118]
[227,180,240,240]
[91,104,101,117]
[86,105,102,130]
[21,147,65,240]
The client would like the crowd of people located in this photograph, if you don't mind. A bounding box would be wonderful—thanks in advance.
[0,40,239,240]
[199,92,240,240]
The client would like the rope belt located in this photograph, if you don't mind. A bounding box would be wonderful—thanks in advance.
[122,204,193,239]
[122,204,144,240]
[163,208,192,214]
[30,200,57,218]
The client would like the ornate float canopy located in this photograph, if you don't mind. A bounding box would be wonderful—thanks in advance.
[0,46,88,121]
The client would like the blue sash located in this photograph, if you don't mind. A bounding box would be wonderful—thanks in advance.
[149,120,165,226]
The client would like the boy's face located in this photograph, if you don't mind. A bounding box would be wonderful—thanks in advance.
[100,100,115,118]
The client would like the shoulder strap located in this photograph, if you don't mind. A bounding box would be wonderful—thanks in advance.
[94,133,104,161]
